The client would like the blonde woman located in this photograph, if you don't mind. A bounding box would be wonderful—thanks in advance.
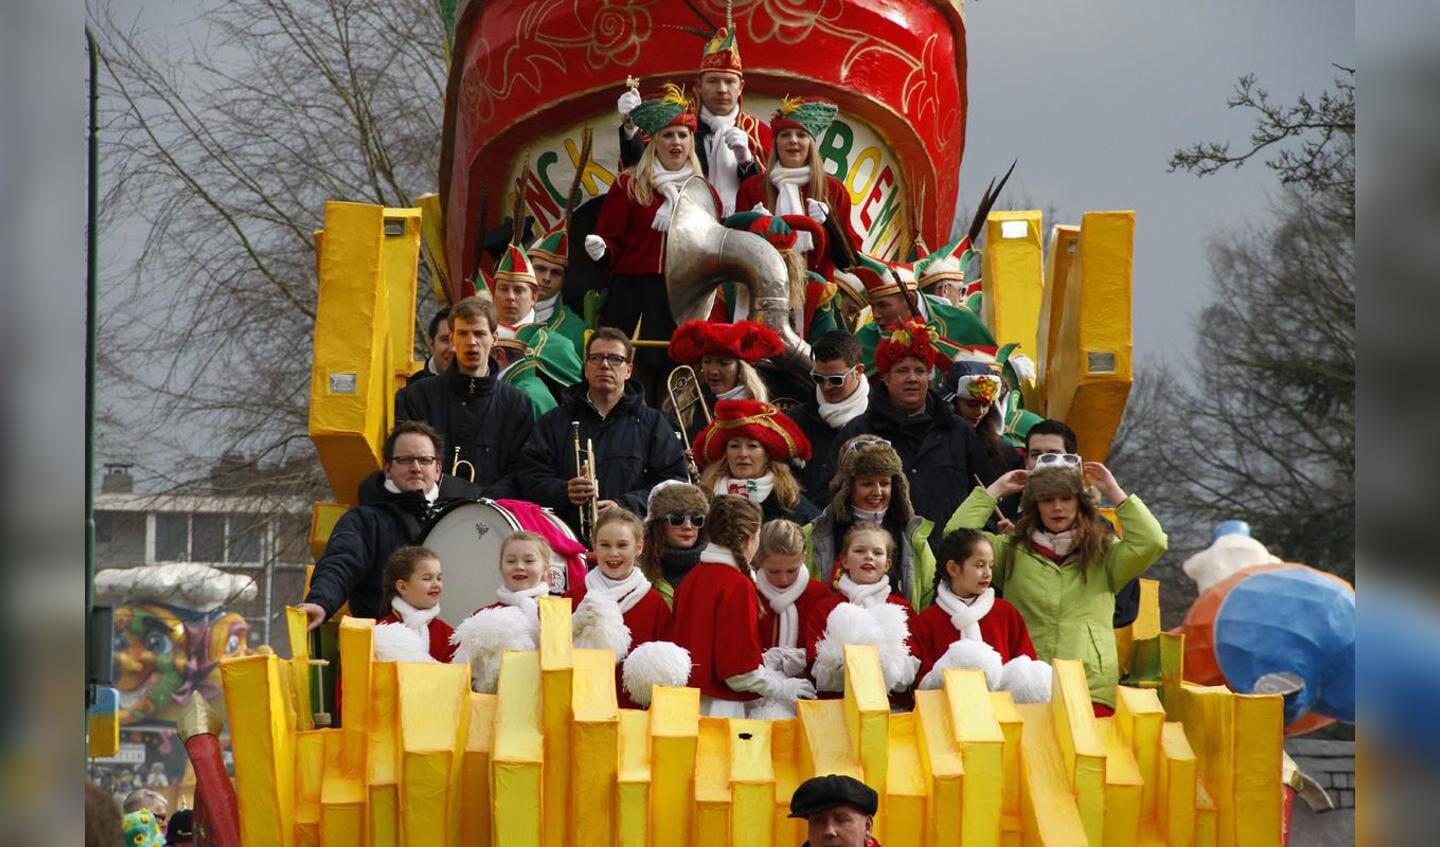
[692,399,820,525]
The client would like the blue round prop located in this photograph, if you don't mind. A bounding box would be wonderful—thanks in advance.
[1213,519,1251,539]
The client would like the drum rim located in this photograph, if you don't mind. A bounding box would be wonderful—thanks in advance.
[419,498,523,540]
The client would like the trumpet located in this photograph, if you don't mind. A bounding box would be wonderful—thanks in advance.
[570,421,599,540]
[450,445,476,484]
[665,365,710,481]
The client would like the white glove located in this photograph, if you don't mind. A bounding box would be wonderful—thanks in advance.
[750,202,773,215]
[762,646,808,678]
[721,126,753,164]
[1008,352,1037,386]
[617,89,642,119]
[806,198,829,224]
[584,234,606,261]
[777,675,818,701]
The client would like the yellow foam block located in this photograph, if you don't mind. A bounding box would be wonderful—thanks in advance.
[538,596,574,847]
[883,712,926,847]
[1158,633,1185,713]
[1231,695,1283,847]
[797,698,862,779]
[1050,659,1105,846]
[87,707,120,759]
[397,663,471,847]
[983,210,1046,356]
[1043,211,1135,462]
[1194,781,1217,847]
[694,717,733,847]
[1115,687,1165,819]
[415,193,452,303]
[1098,718,1143,847]
[223,653,297,847]
[1037,224,1081,412]
[570,649,619,847]
[493,651,543,847]
[729,719,775,847]
[321,727,365,846]
[380,208,421,395]
[617,710,652,847]
[309,201,393,505]
[943,669,1004,846]
[990,691,1024,818]
[650,685,701,845]
[286,607,316,733]
[461,693,497,847]
[295,729,325,836]
[1158,722,1197,847]
[366,661,399,847]
[1016,703,1088,847]
[913,689,963,846]
[1175,684,1235,847]
[769,718,807,847]
[338,617,374,770]
[843,645,891,800]
[1000,815,1022,847]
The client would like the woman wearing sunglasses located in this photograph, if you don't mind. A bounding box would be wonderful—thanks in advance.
[801,435,938,611]
[637,481,713,608]
[943,457,1167,716]
[692,399,821,526]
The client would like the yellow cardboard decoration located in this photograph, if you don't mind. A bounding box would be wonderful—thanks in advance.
[983,210,1046,357]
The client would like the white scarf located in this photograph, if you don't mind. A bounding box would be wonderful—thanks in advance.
[817,373,869,429]
[533,294,558,324]
[650,165,696,232]
[851,507,887,523]
[383,479,439,501]
[584,567,652,614]
[715,382,750,401]
[701,106,741,216]
[837,573,891,609]
[495,582,551,631]
[754,569,810,649]
[702,542,742,571]
[390,596,441,634]
[714,472,775,505]
[933,582,994,643]
[769,165,815,252]
[1031,528,1078,558]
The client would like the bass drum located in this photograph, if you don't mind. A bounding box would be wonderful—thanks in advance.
[419,500,521,625]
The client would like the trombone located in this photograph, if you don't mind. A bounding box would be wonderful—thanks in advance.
[450,445,476,484]
[666,365,710,480]
[570,421,599,539]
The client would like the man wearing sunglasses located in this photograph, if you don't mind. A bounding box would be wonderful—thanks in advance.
[786,332,868,503]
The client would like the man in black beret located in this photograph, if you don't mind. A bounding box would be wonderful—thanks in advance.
[789,773,881,847]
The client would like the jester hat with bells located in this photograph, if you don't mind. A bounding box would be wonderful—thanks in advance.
[670,319,783,366]
[874,316,943,375]
[724,210,828,307]
[691,399,813,466]
[629,83,699,138]
[528,128,594,270]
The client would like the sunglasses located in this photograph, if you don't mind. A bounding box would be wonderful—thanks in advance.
[1032,452,1082,468]
[809,369,854,387]
[664,514,706,528]
[843,437,892,455]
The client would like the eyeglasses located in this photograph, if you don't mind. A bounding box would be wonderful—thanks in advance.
[390,455,438,466]
[1032,452,1081,468]
[809,369,853,387]
[843,437,892,455]
[586,353,630,368]
[664,514,706,528]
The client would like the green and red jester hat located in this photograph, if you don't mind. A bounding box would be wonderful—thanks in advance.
[770,96,839,140]
[628,83,699,137]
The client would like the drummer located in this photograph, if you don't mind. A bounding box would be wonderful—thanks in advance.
[297,421,481,629]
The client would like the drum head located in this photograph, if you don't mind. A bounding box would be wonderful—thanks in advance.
[420,500,521,625]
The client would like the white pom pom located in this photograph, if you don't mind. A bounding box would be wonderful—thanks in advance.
[812,603,877,692]
[747,697,798,720]
[918,638,1002,691]
[571,595,633,661]
[622,641,692,707]
[450,607,535,694]
[373,623,437,664]
[999,655,1053,704]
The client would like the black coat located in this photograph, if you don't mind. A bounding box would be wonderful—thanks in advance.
[394,364,533,499]
[517,381,689,534]
[618,122,761,182]
[304,472,481,619]
[786,398,855,507]
[835,388,997,530]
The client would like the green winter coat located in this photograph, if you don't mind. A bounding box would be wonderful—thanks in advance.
[944,486,1168,707]
[802,509,938,611]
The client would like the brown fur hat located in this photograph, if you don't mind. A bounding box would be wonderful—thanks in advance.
[1021,465,1092,512]
[646,481,711,522]
[828,436,914,526]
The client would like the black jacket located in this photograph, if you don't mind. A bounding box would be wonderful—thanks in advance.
[517,381,689,534]
[786,398,855,507]
[304,472,481,619]
[618,122,761,182]
[394,364,533,499]
[835,388,997,530]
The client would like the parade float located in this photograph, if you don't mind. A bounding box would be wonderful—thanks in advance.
[180,1,1355,844]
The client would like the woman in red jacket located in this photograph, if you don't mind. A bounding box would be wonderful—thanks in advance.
[734,96,862,280]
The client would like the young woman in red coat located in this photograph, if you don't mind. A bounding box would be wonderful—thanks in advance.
[668,495,817,717]
[571,509,673,709]
[374,546,456,662]
[733,96,863,281]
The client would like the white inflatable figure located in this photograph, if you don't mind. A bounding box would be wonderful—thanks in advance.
[1181,520,1281,595]
[95,562,259,612]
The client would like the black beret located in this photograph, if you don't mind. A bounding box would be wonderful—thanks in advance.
[788,774,879,818]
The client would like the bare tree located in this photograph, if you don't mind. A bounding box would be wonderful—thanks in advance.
[92,0,447,498]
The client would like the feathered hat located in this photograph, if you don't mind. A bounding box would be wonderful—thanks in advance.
[722,210,827,256]
[941,358,1003,406]
[692,399,813,465]
[495,154,537,288]
[915,233,974,289]
[670,320,783,366]
[874,316,942,374]
[833,254,916,303]
[829,435,914,526]
[629,83,698,137]
[771,95,839,139]
[528,128,593,269]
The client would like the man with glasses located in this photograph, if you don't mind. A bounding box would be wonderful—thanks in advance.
[296,421,480,628]
[518,327,688,535]
[786,331,868,503]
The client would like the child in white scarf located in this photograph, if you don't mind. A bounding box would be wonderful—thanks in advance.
[451,532,553,693]
[373,545,453,664]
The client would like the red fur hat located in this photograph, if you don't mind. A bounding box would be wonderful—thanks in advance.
[692,399,813,465]
[669,320,784,366]
[874,317,942,374]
